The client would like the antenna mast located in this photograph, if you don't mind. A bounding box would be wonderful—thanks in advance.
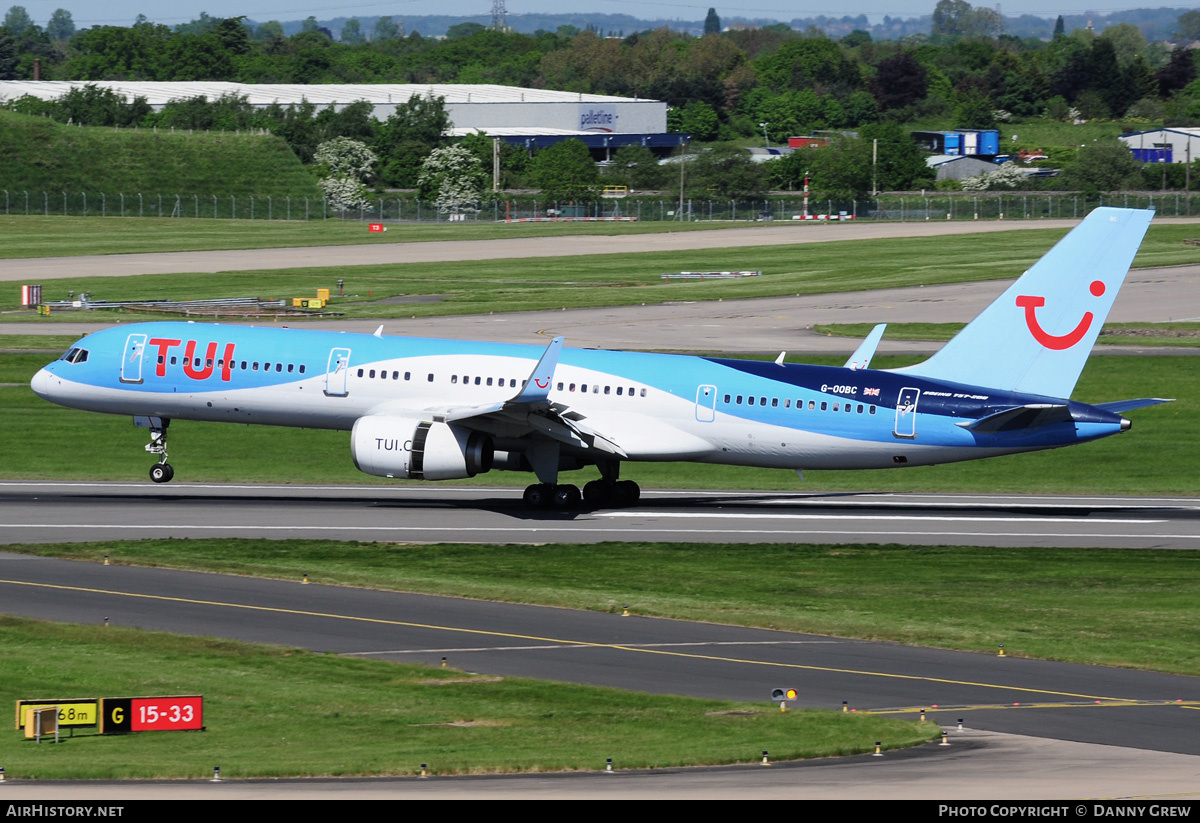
[490,0,507,31]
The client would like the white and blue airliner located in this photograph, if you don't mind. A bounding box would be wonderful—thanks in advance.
[32,207,1169,508]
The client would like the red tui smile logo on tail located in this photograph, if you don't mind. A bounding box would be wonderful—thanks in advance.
[1015,280,1105,350]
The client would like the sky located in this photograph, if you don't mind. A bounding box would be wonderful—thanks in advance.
[11,0,1190,29]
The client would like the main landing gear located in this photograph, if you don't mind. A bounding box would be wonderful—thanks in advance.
[521,480,640,509]
[144,419,175,484]
[522,459,640,510]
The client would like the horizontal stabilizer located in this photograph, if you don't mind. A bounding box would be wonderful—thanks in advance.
[1094,398,1174,414]
[844,324,887,370]
[957,403,1072,433]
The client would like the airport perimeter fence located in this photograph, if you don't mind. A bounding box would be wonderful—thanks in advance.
[2,190,1194,223]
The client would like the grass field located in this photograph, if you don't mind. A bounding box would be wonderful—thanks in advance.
[1,353,1190,494]
[10,540,1199,677]
[0,617,933,779]
[0,214,762,259]
[5,222,1200,323]
[0,111,321,207]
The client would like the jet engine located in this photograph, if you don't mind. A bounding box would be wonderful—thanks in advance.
[351,416,493,480]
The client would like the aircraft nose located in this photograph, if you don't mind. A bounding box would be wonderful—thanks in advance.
[30,367,57,400]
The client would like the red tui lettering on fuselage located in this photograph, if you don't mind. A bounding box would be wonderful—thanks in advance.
[148,338,237,382]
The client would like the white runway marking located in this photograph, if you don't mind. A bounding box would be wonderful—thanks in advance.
[5,523,1197,542]
[594,512,1163,524]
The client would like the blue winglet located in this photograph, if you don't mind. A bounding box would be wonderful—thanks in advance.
[844,323,887,370]
[510,336,564,405]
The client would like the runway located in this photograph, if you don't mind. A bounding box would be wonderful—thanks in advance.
[2,482,1198,549]
[2,550,1198,761]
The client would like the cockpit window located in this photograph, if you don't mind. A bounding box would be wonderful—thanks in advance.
[60,347,89,364]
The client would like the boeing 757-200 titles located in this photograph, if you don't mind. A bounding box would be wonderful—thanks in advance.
[32,207,1169,508]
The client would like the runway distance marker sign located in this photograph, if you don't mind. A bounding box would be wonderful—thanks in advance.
[100,696,204,733]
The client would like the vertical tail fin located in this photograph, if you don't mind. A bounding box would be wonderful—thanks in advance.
[895,207,1153,398]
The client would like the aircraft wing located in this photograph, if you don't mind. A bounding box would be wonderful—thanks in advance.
[375,336,630,458]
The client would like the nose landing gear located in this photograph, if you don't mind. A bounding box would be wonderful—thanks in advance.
[138,417,175,483]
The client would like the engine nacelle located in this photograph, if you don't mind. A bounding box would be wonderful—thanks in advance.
[351,416,493,480]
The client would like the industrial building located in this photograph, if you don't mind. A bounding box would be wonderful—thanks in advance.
[910,129,1001,158]
[0,81,680,155]
[1119,128,1200,164]
[925,154,1000,181]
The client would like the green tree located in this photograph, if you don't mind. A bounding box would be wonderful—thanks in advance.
[45,8,73,41]
[54,84,148,126]
[931,0,1003,39]
[446,22,485,40]
[315,99,376,143]
[529,139,599,200]
[1099,23,1146,68]
[255,21,284,40]
[1176,10,1200,42]
[267,100,320,164]
[376,93,451,188]
[686,146,766,199]
[841,30,871,48]
[955,94,995,129]
[704,8,720,36]
[1053,15,1065,39]
[805,135,873,197]
[607,145,668,191]
[679,100,719,141]
[859,122,934,191]
[3,5,33,37]
[755,37,861,95]
[0,33,16,79]
[341,19,365,46]
[1062,139,1142,191]
[373,16,401,41]
[66,21,172,79]
[932,0,972,38]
